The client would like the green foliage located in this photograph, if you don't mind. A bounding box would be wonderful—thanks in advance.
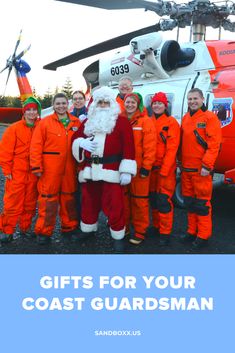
[62,77,73,99]
[0,95,7,106]
[0,95,21,107]
[39,88,53,109]
[0,77,74,110]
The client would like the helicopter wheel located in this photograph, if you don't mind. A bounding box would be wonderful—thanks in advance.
[173,178,185,209]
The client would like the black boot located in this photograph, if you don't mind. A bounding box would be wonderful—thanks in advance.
[180,233,196,243]
[20,230,36,239]
[129,235,144,245]
[77,230,96,240]
[113,239,125,253]
[37,234,51,245]
[0,232,13,243]
[191,237,208,250]
[159,234,170,246]
[61,228,80,237]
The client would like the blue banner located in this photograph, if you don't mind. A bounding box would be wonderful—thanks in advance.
[0,255,234,353]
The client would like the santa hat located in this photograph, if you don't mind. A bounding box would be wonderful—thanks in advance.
[23,96,41,116]
[124,92,144,112]
[151,92,168,107]
[92,86,116,103]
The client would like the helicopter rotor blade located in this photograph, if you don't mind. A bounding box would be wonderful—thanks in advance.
[55,0,154,10]
[0,55,12,74]
[4,66,13,88]
[0,64,10,74]
[14,44,31,61]
[44,24,159,70]
[12,29,23,59]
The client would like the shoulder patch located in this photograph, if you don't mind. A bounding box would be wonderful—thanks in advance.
[212,97,233,128]
[197,122,206,128]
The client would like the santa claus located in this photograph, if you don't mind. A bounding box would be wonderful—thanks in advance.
[72,86,137,240]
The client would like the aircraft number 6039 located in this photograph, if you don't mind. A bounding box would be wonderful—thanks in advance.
[111,64,129,76]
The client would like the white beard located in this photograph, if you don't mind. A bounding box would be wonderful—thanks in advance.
[84,105,119,136]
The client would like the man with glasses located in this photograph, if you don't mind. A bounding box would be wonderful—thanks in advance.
[116,77,133,112]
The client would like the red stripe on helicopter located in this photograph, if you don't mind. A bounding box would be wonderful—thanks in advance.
[127,54,142,66]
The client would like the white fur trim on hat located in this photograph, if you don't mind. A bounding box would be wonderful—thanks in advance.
[92,86,116,103]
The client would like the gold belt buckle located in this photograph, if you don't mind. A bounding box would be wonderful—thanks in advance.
[92,155,100,164]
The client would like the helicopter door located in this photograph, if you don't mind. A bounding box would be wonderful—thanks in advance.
[141,78,191,124]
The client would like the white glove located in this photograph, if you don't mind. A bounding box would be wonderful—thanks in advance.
[80,137,98,152]
[120,173,132,186]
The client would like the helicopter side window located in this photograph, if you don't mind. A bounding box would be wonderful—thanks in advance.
[144,94,173,117]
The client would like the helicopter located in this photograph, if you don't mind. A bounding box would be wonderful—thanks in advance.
[43,0,235,190]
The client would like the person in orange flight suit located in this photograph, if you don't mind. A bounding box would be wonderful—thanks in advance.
[149,92,180,246]
[30,93,81,244]
[123,92,156,245]
[180,88,222,250]
[0,96,41,243]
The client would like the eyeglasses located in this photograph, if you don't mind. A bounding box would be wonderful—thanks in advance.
[73,97,85,101]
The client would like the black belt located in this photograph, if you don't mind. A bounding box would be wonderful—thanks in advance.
[182,167,213,175]
[182,167,198,172]
[85,154,122,165]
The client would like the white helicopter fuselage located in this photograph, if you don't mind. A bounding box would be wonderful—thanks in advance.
[84,35,235,183]
[98,39,215,123]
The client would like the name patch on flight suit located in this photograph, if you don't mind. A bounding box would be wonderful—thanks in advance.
[197,122,206,128]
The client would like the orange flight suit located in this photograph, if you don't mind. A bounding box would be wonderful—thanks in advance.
[116,94,125,113]
[150,114,180,235]
[123,110,156,239]
[30,112,81,237]
[181,108,221,239]
[0,118,39,235]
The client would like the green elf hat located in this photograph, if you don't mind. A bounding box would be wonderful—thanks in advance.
[23,96,42,116]
[124,92,144,112]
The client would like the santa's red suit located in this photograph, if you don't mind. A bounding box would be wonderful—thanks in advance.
[72,87,136,240]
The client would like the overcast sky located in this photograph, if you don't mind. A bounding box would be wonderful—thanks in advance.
[0,0,234,96]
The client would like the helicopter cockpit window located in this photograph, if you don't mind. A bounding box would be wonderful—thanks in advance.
[144,93,173,117]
